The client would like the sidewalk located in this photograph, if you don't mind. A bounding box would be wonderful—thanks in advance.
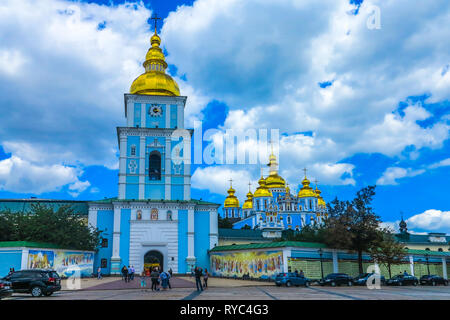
[72,276,195,291]
[179,276,275,287]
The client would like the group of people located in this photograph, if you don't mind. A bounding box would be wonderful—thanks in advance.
[120,265,136,282]
[193,267,209,292]
[143,267,173,291]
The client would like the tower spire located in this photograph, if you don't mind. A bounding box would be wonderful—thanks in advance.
[150,13,162,34]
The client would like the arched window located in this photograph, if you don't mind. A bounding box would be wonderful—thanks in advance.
[149,151,161,180]
[136,210,142,220]
[438,248,443,252]
[425,248,430,251]
[167,210,172,221]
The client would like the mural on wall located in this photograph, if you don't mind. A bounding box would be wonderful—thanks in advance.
[211,250,283,279]
[28,250,54,269]
[27,249,93,277]
[54,251,94,278]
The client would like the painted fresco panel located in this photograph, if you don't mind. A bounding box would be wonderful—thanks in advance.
[210,250,283,279]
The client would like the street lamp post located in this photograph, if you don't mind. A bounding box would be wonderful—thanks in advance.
[425,254,430,275]
[318,248,324,281]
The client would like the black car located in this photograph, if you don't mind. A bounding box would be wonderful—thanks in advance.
[319,273,353,287]
[353,273,386,286]
[3,269,61,297]
[420,275,449,286]
[0,279,13,300]
[386,274,418,286]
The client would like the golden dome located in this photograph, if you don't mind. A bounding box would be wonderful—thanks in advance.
[265,173,286,189]
[130,31,180,96]
[224,186,240,208]
[297,176,316,198]
[265,152,286,189]
[254,176,273,198]
[315,187,327,208]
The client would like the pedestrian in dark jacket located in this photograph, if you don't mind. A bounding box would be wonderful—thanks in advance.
[194,267,204,292]
[151,268,160,291]
[121,266,129,282]
[203,268,209,288]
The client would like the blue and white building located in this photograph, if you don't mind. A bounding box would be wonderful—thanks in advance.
[88,29,220,275]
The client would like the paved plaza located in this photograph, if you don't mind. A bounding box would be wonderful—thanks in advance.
[4,277,450,300]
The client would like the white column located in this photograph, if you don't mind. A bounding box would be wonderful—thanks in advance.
[332,250,339,273]
[177,103,184,129]
[187,208,195,258]
[209,209,218,249]
[118,135,127,199]
[183,136,191,200]
[409,255,415,276]
[165,136,171,200]
[127,101,134,127]
[88,207,97,229]
[165,104,170,128]
[282,249,290,272]
[442,258,447,280]
[112,206,121,259]
[141,103,146,128]
[21,249,29,270]
[138,136,146,200]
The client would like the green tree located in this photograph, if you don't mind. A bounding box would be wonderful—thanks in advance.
[0,204,102,251]
[323,185,381,274]
[369,228,407,278]
[281,225,326,243]
[218,214,233,229]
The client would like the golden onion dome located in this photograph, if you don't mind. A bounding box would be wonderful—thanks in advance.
[243,199,253,209]
[130,31,180,96]
[315,187,327,208]
[224,186,240,208]
[265,173,286,189]
[254,176,273,198]
[297,176,316,198]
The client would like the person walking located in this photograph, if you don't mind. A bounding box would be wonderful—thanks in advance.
[167,269,172,289]
[194,267,204,292]
[130,266,135,281]
[160,271,169,290]
[97,267,102,280]
[121,265,129,282]
[168,268,173,277]
[203,268,209,289]
[140,271,147,289]
[151,268,160,291]
[299,270,305,277]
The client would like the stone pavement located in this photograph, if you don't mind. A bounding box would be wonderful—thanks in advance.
[181,276,275,287]
[79,276,195,291]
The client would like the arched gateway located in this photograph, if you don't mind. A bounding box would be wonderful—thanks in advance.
[144,250,163,272]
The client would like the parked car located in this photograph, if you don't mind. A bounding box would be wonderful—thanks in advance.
[353,273,386,286]
[275,273,311,287]
[0,279,13,300]
[420,275,449,286]
[319,273,353,287]
[386,274,418,286]
[2,269,61,297]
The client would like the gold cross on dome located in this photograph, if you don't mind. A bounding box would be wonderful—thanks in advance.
[303,168,307,177]
[314,179,319,187]
[229,178,233,187]
[151,14,162,33]
[248,182,252,191]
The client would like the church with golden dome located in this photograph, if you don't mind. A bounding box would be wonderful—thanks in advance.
[223,151,327,237]
[87,20,220,276]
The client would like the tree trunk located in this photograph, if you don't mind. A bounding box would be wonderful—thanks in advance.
[388,264,392,279]
[358,250,363,274]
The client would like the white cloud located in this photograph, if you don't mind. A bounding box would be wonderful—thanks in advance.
[164,0,450,185]
[0,0,153,169]
[407,210,450,233]
[0,156,89,195]
[428,158,450,169]
[376,167,425,185]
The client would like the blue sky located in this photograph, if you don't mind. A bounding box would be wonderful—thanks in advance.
[0,0,449,233]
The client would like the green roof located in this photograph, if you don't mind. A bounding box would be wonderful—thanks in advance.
[218,228,265,240]
[0,241,69,250]
[406,249,450,257]
[90,197,220,206]
[210,241,327,252]
[395,233,450,244]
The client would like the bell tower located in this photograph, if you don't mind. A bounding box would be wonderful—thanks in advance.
[117,19,191,201]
